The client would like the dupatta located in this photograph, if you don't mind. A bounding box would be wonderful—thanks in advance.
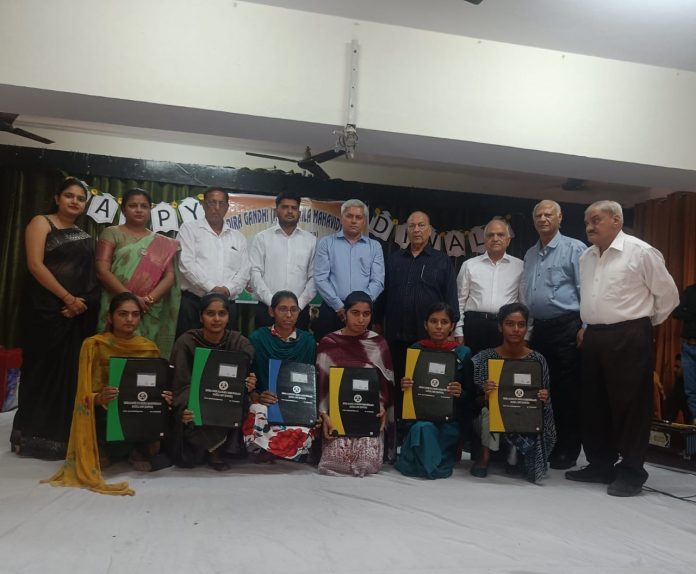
[43,332,159,496]
[249,327,317,392]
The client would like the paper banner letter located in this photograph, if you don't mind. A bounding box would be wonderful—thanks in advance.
[393,223,410,249]
[369,210,394,241]
[179,196,202,223]
[468,225,486,254]
[152,202,179,233]
[429,228,443,251]
[444,231,467,257]
[86,193,118,224]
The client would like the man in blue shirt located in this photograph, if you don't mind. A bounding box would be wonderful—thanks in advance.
[313,199,385,341]
[521,200,586,470]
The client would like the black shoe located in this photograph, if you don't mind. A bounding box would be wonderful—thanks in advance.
[607,478,642,497]
[470,465,488,478]
[549,454,577,470]
[565,465,615,484]
[505,461,523,475]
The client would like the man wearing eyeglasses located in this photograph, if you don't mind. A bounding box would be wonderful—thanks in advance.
[176,186,250,336]
[375,211,459,386]
[454,218,523,355]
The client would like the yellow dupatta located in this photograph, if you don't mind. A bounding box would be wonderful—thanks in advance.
[42,332,159,496]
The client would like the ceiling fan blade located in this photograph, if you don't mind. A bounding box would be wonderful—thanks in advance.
[0,112,19,125]
[245,152,298,163]
[9,127,54,145]
[304,148,346,165]
[301,161,331,181]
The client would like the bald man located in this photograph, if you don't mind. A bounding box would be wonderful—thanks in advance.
[375,210,459,396]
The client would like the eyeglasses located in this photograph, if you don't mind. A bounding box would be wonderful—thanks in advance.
[205,200,228,208]
[407,222,428,230]
[276,306,300,315]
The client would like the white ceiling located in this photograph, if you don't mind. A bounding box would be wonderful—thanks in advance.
[2,0,695,203]
[247,0,696,71]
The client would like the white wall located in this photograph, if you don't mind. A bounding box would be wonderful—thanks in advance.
[1,0,695,173]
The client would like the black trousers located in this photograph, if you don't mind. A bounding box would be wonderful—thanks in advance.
[312,301,345,342]
[531,313,582,461]
[254,302,311,331]
[463,312,502,356]
[175,291,238,339]
[581,318,653,486]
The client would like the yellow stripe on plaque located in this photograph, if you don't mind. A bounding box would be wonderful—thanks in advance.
[487,359,506,432]
[329,367,345,436]
[401,348,419,420]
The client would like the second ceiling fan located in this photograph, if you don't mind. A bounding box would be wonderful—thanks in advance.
[246,146,346,181]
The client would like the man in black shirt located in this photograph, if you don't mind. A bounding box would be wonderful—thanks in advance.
[376,211,459,392]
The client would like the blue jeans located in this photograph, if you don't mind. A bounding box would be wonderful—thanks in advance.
[682,342,696,420]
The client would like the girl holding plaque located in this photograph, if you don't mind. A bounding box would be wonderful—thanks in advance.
[169,292,256,471]
[12,178,100,460]
[96,188,180,358]
[395,303,474,479]
[316,291,394,477]
[44,292,170,496]
[245,291,318,462]
[470,303,556,483]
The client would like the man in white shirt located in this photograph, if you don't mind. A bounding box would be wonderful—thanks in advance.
[249,191,316,330]
[454,218,523,355]
[566,200,679,497]
[175,187,250,336]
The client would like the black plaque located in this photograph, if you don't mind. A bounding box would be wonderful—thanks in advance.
[266,360,317,426]
[188,348,249,428]
[328,367,381,437]
[402,348,456,422]
[488,358,543,433]
[106,358,172,442]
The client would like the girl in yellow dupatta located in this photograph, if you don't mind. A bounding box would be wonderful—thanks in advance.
[96,188,180,358]
[44,293,164,496]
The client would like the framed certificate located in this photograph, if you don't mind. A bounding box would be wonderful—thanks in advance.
[402,348,456,422]
[487,358,542,433]
[328,367,380,437]
[266,360,317,426]
[188,348,250,429]
[106,358,172,442]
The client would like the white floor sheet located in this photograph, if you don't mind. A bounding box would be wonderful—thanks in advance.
[1,411,694,574]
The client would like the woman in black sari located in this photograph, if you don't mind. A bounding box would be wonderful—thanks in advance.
[11,178,100,459]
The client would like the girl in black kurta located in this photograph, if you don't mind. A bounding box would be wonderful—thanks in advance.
[169,293,256,470]
[11,179,100,460]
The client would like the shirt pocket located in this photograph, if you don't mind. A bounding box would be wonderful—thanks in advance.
[545,267,566,288]
[358,255,372,276]
[604,267,640,296]
[420,266,441,288]
[224,244,243,269]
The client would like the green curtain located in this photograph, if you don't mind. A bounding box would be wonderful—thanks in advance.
[0,167,206,347]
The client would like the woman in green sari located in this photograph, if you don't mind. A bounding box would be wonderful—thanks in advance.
[96,188,180,357]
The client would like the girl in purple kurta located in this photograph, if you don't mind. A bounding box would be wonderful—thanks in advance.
[316,291,394,477]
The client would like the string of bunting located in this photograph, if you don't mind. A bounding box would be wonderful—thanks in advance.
[73,178,513,257]
[368,208,514,256]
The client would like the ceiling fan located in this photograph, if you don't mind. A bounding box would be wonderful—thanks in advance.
[0,113,54,144]
[561,178,587,191]
[246,146,346,181]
